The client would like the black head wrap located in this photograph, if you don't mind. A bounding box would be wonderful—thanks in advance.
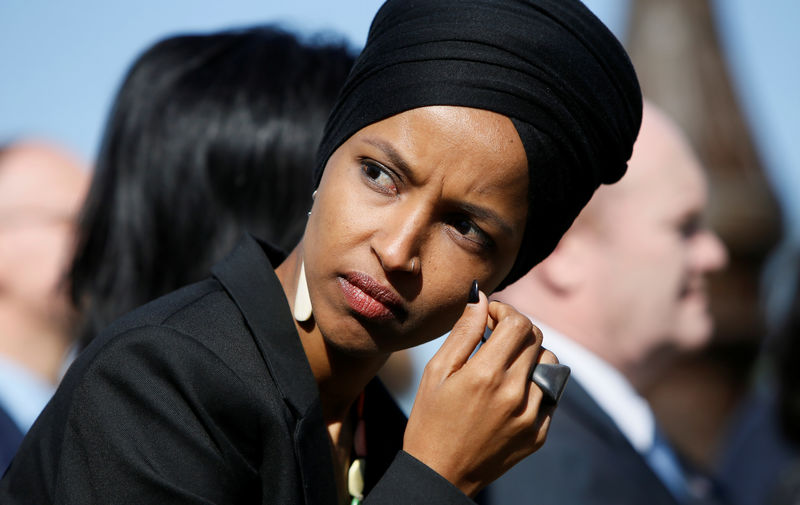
[315,0,642,289]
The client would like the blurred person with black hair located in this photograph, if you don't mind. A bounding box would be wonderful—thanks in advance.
[770,286,800,504]
[68,26,354,347]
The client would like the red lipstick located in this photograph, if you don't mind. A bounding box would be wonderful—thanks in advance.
[338,272,405,321]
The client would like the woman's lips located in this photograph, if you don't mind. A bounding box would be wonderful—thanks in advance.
[338,272,405,321]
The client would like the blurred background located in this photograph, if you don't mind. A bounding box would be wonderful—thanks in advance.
[1,0,799,495]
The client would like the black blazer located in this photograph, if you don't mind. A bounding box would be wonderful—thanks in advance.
[482,378,680,505]
[0,235,472,504]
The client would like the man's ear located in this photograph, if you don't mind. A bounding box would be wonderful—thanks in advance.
[535,232,589,294]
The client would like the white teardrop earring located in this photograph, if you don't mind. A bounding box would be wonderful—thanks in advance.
[294,261,313,322]
[307,190,318,217]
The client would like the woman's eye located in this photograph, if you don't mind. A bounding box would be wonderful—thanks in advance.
[452,218,474,236]
[361,161,397,193]
[446,215,492,250]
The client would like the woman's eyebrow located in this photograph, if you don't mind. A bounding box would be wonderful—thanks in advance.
[460,201,514,236]
[362,137,414,178]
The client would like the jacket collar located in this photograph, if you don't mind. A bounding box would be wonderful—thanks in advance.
[561,378,633,449]
[211,234,337,505]
[211,234,319,418]
[562,380,683,504]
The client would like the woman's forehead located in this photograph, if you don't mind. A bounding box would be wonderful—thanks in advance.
[362,107,523,181]
[355,107,527,181]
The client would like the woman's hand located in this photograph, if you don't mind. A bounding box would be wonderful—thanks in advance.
[402,291,557,497]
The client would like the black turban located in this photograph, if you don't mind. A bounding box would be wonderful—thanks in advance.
[315,0,642,289]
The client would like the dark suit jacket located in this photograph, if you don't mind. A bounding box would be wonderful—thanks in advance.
[0,405,23,476]
[0,235,472,504]
[482,378,680,505]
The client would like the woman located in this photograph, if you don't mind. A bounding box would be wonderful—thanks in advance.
[0,0,641,503]
[69,26,354,347]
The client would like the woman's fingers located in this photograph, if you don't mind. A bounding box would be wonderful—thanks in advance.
[428,290,489,375]
[538,347,558,364]
[471,301,542,375]
[406,299,560,497]
[519,348,561,449]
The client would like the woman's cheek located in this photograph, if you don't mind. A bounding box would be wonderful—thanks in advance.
[417,271,470,323]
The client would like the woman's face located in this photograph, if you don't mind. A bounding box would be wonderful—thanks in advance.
[304,105,529,355]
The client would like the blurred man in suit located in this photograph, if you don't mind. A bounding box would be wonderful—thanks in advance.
[483,102,728,505]
[0,140,87,472]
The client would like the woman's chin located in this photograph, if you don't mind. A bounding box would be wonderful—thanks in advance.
[323,334,389,359]
[316,315,394,357]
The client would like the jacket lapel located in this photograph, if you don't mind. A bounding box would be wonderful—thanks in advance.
[563,379,680,504]
[212,234,337,505]
[560,379,632,449]
[362,379,408,493]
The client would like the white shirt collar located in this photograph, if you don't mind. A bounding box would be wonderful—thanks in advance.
[532,318,655,453]
[0,355,56,432]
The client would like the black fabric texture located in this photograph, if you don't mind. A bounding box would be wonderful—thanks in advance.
[314,0,642,289]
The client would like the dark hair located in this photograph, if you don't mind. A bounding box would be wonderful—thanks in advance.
[775,273,800,445]
[69,26,354,345]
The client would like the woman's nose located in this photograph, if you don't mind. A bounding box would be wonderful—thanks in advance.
[371,206,428,274]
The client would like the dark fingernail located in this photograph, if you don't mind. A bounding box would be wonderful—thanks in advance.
[468,279,479,304]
